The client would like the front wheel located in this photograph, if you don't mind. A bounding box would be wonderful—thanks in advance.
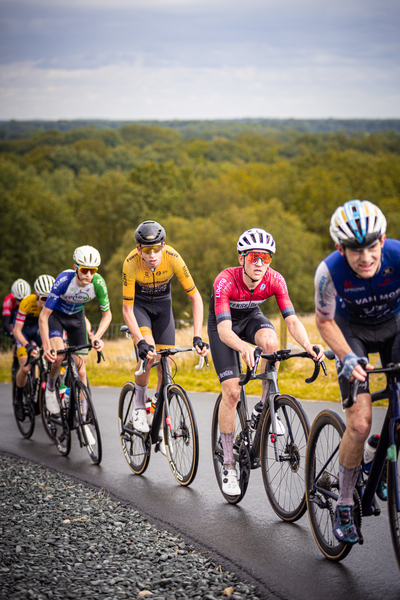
[305,409,353,561]
[75,380,102,465]
[163,385,199,486]
[388,426,400,570]
[260,394,310,522]
[118,382,151,475]
[14,377,35,439]
[211,393,249,504]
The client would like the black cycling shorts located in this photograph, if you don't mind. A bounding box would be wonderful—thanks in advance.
[48,309,88,354]
[134,296,175,349]
[208,307,275,382]
[335,313,400,399]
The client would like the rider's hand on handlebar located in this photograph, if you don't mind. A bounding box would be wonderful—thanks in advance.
[193,336,210,357]
[137,339,155,360]
[240,343,257,369]
[304,343,325,362]
[92,338,104,352]
[44,348,56,363]
[339,352,373,382]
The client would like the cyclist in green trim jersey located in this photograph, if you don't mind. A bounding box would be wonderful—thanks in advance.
[39,245,112,415]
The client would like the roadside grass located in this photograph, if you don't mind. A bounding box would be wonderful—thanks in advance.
[0,315,388,405]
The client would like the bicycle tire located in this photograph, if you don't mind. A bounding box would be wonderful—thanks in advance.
[118,382,150,475]
[163,384,199,486]
[14,376,35,439]
[75,380,102,465]
[211,393,249,504]
[260,394,310,522]
[305,409,353,561]
[388,425,400,570]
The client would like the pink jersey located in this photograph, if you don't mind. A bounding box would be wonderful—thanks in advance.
[2,293,18,318]
[211,266,295,324]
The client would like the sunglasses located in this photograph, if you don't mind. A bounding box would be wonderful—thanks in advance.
[78,266,98,275]
[243,251,272,265]
[140,244,164,255]
[39,296,48,302]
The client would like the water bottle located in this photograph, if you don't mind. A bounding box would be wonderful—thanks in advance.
[363,434,380,473]
[150,393,158,416]
[58,385,67,405]
[63,387,70,409]
[250,401,263,430]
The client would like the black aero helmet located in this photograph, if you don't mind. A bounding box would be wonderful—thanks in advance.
[135,221,165,245]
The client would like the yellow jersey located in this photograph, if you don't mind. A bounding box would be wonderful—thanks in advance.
[123,245,197,305]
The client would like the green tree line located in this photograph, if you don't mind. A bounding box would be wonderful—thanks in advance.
[1,124,400,324]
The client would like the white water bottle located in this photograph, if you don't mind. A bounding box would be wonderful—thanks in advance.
[250,401,263,430]
[363,434,380,473]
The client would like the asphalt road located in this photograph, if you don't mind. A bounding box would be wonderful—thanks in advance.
[0,382,399,599]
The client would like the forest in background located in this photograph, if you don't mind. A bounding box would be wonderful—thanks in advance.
[1,120,400,325]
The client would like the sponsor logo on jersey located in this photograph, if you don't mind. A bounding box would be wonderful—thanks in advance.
[382,266,394,277]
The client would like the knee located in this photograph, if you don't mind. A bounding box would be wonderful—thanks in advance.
[221,384,240,410]
[348,415,371,444]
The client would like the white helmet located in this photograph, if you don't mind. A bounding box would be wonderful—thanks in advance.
[73,245,101,268]
[237,228,276,254]
[11,279,31,300]
[34,275,55,296]
[330,200,387,249]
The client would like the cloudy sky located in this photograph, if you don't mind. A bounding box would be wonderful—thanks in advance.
[1,0,399,120]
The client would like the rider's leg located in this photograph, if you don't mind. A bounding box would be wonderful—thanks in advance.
[134,332,156,410]
[338,392,372,505]
[219,377,241,469]
[254,328,279,405]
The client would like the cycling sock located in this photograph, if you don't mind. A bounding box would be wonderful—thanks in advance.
[220,431,235,467]
[15,386,24,402]
[337,463,359,506]
[47,376,57,392]
[134,382,147,410]
[260,379,269,405]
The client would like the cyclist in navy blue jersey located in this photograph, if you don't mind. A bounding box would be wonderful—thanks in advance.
[314,199,400,544]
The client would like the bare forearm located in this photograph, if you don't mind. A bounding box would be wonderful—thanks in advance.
[190,291,204,338]
[122,304,144,345]
[94,310,112,340]
[316,315,352,360]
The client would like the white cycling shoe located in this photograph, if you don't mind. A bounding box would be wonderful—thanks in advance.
[46,389,60,415]
[269,415,285,436]
[222,468,241,496]
[132,409,150,433]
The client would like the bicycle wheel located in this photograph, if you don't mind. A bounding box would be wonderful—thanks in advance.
[163,385,199,486]
[14,377,35,439]
[75,380,102,465]
[118,382,150,475]
[388,425,400,570]
[260,394,310,522]
[211,393,249,504]
[305,409,353,561]
[39,381,57,442]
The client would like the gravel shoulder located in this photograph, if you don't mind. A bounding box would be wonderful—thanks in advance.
[0,453,261,600]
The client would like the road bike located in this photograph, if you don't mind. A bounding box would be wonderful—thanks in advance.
[41,343,104,464]
[118,325,206,486]
[212,346,326,521]
[305,351,400,568]
[12,348,48,439]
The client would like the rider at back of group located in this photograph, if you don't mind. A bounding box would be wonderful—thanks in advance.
[122,220,209,437]
[208,228,324,496]
[2,279,31,338]
[39,246,112,417]
[314,199,400,544]
[12,275,54,420]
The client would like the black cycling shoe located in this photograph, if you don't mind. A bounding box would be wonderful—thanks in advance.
[333,505,359,544]
[14,399,25,421]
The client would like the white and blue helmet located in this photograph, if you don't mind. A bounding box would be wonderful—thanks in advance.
[330,200,386,249]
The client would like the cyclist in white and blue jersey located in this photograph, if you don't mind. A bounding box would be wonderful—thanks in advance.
[39,246,112,415]
[314,200,400,544]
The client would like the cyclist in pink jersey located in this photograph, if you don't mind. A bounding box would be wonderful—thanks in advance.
[208,228,324,495]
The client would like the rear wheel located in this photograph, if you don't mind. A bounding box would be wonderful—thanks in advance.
[260,394,310,522]
[75,381,102,465]
[163,385,199,486]
[388,426,400,570]
[14,376,35,439]
[211,393,249,504]
[118,382,150,475]
[305,409,353,561]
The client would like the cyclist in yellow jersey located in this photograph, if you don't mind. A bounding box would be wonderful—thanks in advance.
[122,220,209,436]
[13,275,55,420]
